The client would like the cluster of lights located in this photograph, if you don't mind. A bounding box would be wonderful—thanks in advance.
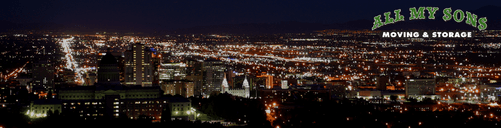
[1,62,27,80]
[57,37,91,85]
[25,110,47,118]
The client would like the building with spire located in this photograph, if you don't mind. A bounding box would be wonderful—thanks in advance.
[221,73,250,98]
[221,73,229,92]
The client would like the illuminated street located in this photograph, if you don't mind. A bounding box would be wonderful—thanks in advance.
[57,37,92,85]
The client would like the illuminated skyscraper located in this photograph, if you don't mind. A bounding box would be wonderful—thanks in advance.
[159,63,186,81]
[202,60,225,96]
[185,59,204,97]
[124,43,153,87]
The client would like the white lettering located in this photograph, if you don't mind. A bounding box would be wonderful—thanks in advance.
[383,32,390,37]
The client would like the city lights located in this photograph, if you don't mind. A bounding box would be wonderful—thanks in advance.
[0,11,500,128]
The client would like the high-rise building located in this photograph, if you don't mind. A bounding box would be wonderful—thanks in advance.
[124,43,153,87]
[48,54,195,121]
[257,73,273,89]
[159,63,186,81]
[202,60,225,97]
[185,59,204,97]
[32,60,55,88]
[405,78,436,97]
[152,54,161,85]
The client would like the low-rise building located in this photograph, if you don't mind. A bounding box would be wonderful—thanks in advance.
[405,78,436,97]
[28,99,62,118]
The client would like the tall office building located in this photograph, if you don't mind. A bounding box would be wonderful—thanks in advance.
[124,43,153,87]
[185,59,204,97]
[152,54,161,85]
[51,55,195,121]
[202,60,225,97]
[159,63,186,81]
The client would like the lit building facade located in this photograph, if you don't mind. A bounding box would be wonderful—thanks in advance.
[56,92,193,121]
[160,80,194,98]
[221,74,250,98]
[125,43,153,87]
[159,63,186,81]
[169,97,194,121]
[184,59,204,97]
[52,50,193,121]
[405,78,436,97]
[257,74,273,89]
[202,60,225,97]
[28,99,62,118]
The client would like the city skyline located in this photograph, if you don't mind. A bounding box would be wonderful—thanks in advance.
[2,1,501,128]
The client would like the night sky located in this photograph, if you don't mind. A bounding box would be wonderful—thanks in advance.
[1,0,500,32]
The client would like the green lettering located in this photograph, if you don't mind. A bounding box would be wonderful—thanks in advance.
[372,15,383,30]
[465,11,477,27]
[453,9,465,22]
[442,8,452,21]
[409,7,426,20]
[478,17,487,30]
[384,12,395,25]
[426,7,439,19]
[394,9,404,22]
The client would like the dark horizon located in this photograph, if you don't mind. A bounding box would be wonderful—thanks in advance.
[2,0,501,33]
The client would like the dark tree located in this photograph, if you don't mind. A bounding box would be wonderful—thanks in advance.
[390,95,398,102]
[407,97,417,103]
[53,109,60,116]
[47,109,54,117]
[47,89,53,99]
[161,106,171,122]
